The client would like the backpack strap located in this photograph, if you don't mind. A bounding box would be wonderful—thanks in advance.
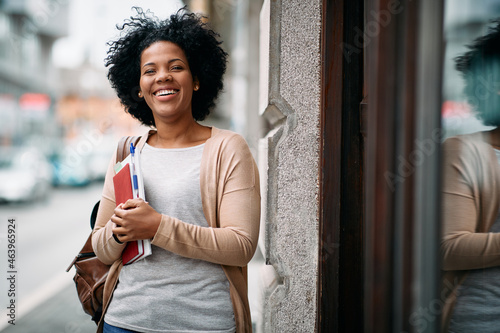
[86,135,142,231]
[116,135,142,162]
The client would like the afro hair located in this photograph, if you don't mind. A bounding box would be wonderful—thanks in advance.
[455,20,500,126]
[105,7,228,126]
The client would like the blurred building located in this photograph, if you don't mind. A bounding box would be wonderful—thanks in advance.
[185,0,265,154]
[0,0,69,150]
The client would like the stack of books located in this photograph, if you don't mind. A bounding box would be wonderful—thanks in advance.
[113,144,152,265]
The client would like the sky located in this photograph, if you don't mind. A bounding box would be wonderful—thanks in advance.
[52,0,185,69]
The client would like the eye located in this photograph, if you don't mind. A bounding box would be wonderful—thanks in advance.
[171,65,183,71]
[143,68,155,75]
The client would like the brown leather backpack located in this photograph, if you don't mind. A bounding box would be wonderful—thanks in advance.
[66,136,140,324]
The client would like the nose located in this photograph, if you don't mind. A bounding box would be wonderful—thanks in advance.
[156,71,172,83]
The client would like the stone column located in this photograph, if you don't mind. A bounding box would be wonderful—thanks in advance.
[257,0,322,331]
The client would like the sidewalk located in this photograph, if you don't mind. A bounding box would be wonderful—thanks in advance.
[1,253,264,333]
[1,283,97,333]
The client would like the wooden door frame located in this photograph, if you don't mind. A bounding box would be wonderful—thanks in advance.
[318,0,443,332]
[362,0,443,332]
[318,0,364,331]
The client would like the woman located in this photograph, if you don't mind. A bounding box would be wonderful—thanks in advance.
[92,8,260,333]
[441,21,500,332]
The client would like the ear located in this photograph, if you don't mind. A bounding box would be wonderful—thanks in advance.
[193,77,200,91]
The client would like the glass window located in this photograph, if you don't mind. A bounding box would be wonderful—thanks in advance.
[441,1,500,332]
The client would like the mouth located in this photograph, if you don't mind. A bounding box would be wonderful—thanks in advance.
[153,89,179,97]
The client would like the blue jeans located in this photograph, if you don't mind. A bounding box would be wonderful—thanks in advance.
[103,321,140,333]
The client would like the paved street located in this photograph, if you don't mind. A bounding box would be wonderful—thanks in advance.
[1,283,98,333]
[0,183,264,333]
[0,183,103,332]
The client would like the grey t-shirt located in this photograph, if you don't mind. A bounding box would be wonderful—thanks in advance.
[105,142,235,333]
[448,148,500,332]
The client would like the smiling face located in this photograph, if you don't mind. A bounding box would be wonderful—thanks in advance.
[139,41,197,125]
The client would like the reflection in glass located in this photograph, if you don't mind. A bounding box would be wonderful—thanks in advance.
[441,6,500,332]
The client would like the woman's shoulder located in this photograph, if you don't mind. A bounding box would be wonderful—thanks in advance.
[443,131,492,151]
[206,127,255,165]
[208,127,249,148]
[442,131,497,171]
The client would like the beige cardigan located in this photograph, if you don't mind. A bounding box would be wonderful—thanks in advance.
[92,127,260,333]
[441,131,500,332]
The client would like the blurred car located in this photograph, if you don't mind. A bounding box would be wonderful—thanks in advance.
[51,148,91,187]
[87,138,115,182]
[0,148,52,203]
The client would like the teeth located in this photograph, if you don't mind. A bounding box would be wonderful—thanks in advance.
[155,89,177,96]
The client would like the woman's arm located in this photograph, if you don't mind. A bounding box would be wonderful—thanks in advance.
[151,184,260,267]
[148,135,261,266]
[441,137,500,271]
[110,182,259,267]
[115,134,260,267]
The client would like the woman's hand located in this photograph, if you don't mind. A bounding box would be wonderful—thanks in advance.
[111,198,162,243]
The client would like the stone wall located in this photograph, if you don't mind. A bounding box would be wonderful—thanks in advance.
[258,0,322,331]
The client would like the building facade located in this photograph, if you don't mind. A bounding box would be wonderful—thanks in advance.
[0,0,68,148]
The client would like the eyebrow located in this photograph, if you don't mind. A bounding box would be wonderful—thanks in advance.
[142,58,186,68]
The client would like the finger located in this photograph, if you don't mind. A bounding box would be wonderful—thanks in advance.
[114,233,129,243]
[112,226,127,235]
[122,198,144,209]
[114,205,129,217]
[113,233,123,243]
[114,230,131,243]
[111,214,124,225]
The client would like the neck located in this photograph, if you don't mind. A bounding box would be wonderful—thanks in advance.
[151,118,210,148]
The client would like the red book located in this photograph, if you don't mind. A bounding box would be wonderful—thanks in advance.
[113,163,151,265]
[121,239,146,264]
[113,163,133,205]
